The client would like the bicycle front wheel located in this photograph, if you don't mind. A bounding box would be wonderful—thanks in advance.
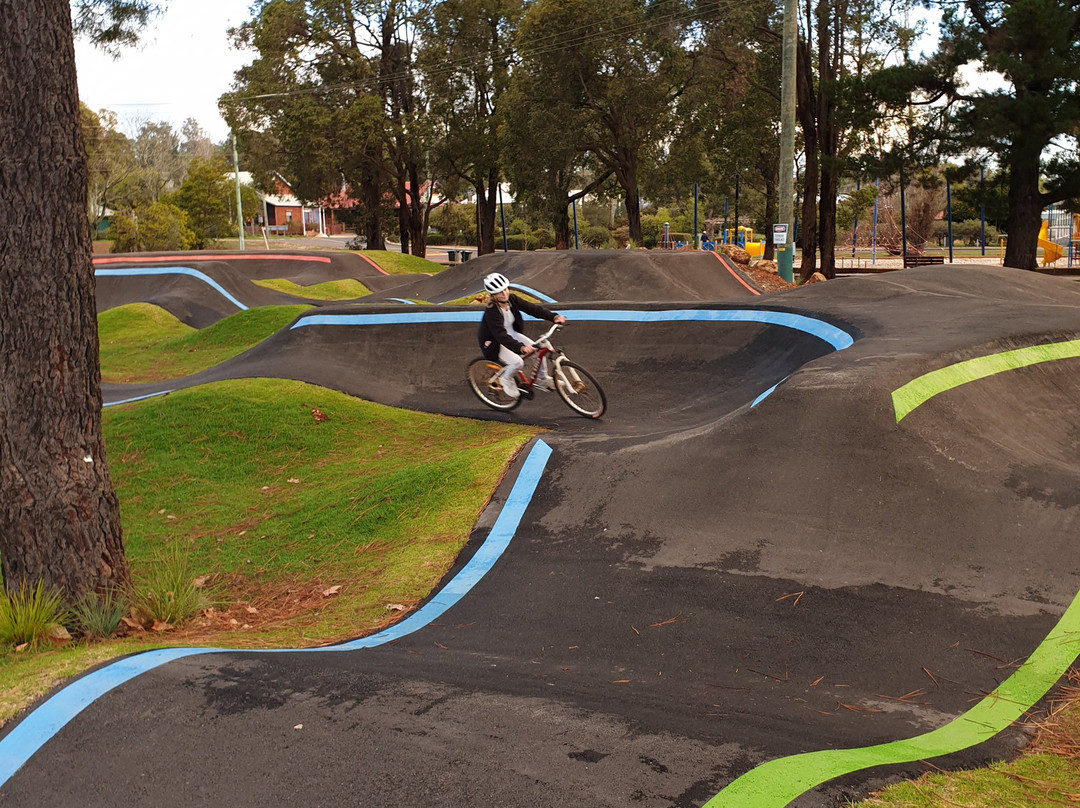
[554,360,606,418]
[467,357,523,412]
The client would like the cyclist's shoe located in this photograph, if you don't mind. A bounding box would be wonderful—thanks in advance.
[500,375,520,398]
[535,377,556,392]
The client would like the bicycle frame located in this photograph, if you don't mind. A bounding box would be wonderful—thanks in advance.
[514,323,562,390]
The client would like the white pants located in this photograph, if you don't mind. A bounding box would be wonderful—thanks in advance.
[498,340,548,381]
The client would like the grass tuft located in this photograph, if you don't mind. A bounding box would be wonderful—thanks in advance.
[131,546,212,628]
[0,581,68,651]
[70,589,128,639]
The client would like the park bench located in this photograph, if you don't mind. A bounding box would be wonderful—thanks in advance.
[903,255,945,268]
[264,224,288,236]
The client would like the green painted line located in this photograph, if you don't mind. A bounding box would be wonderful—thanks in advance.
[707,339,1080,806]
[706,592,1080,806]
[892,339,1080,422]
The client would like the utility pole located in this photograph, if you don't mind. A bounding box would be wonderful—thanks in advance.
[776,0,797,283]
[232,132,245,251]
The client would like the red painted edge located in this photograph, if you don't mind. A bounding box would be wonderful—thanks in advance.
[351,252,391,275]
[710,250,762,296]
[93,254,332,265]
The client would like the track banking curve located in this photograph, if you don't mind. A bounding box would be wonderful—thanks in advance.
[3,252,1080,807]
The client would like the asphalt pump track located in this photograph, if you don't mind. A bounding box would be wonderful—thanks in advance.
[2,252,1080,807]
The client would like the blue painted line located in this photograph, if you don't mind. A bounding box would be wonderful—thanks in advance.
[387,298,419,305]
[95,267,248,311]
[103,390,175,408]
[0,439,553,787]
[751,382,781,408]
[509,284,557,303]
[291,308,854,351]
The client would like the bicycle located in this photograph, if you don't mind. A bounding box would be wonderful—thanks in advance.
[466,323,606,418]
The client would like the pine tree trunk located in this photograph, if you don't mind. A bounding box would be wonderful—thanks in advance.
[1003,146,1043,271]
[0,0,129,600]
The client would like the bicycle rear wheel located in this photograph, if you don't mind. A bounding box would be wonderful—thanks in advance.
[554,360,606,418]
[467,357,523,411]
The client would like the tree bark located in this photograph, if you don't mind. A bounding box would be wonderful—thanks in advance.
[0,0,129,600]
[1003,144,1043,271]
[796,37,819,280]
[475,168,499,256]
[815,0,838,280]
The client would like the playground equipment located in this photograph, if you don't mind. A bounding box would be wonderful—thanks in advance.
[1038,220,1064,266]
[723,225,765,259]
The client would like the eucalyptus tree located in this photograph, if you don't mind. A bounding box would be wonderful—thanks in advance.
[417,0,520,255]
[795,0,915,279]
[1,0,160,601]
[881,0,1080,270]
[224,0,436,254]
[650,0,783,252]
[81,104,139,230]
[509,0,694,245]
[501,68,610,248]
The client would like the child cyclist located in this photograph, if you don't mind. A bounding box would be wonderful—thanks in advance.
[477,272,565,399]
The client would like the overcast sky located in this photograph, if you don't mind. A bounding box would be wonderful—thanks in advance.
[74,0,254,143]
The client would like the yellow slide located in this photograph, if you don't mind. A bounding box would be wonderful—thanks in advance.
[1038,220,1064,266]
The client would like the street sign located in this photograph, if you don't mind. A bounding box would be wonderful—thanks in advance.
[772,224,789,245]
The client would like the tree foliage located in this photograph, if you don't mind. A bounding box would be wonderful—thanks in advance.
[883,0,1080,269]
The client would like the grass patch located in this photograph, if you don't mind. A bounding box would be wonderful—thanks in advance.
[103,378,538,647]
[253,277,371,300]
[853,670,1080,807]
[98,303,311,383]
[355,249,442,275]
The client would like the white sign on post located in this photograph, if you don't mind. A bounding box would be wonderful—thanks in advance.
[772,224,789,246]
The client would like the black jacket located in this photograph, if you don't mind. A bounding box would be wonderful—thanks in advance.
[478,295,558,360]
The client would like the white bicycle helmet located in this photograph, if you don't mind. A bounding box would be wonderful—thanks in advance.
[483,272,510,294]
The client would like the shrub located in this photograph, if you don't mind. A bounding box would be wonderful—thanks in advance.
[108,203,196,252]
[505,233,537,251]
[581,225,613,248]
[0,580,68,651]
[71,588,128,639]
[132,546,211,627]
[533,228,554,249]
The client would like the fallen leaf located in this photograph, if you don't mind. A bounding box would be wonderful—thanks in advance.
[245,606,259,614]
[193,575,209,589]
[121,616,142,630]
[14,642,28,653]
[151,620,171,632]
[435,642,448,649]
[287,478,301,484]
[612,679,631,684]
[311,408,327,422]
[810,675,825,687]
[322,585,342,597]
[385,603,406,611]
[294,724,303,730]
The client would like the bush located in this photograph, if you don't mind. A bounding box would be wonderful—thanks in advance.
[533,228,554,249]
[132,546,211,627]
[505,233,537,251]
[581,225,613,248]
[0,580,68,651]
[71,588,128,639]
[108,203,196,252]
